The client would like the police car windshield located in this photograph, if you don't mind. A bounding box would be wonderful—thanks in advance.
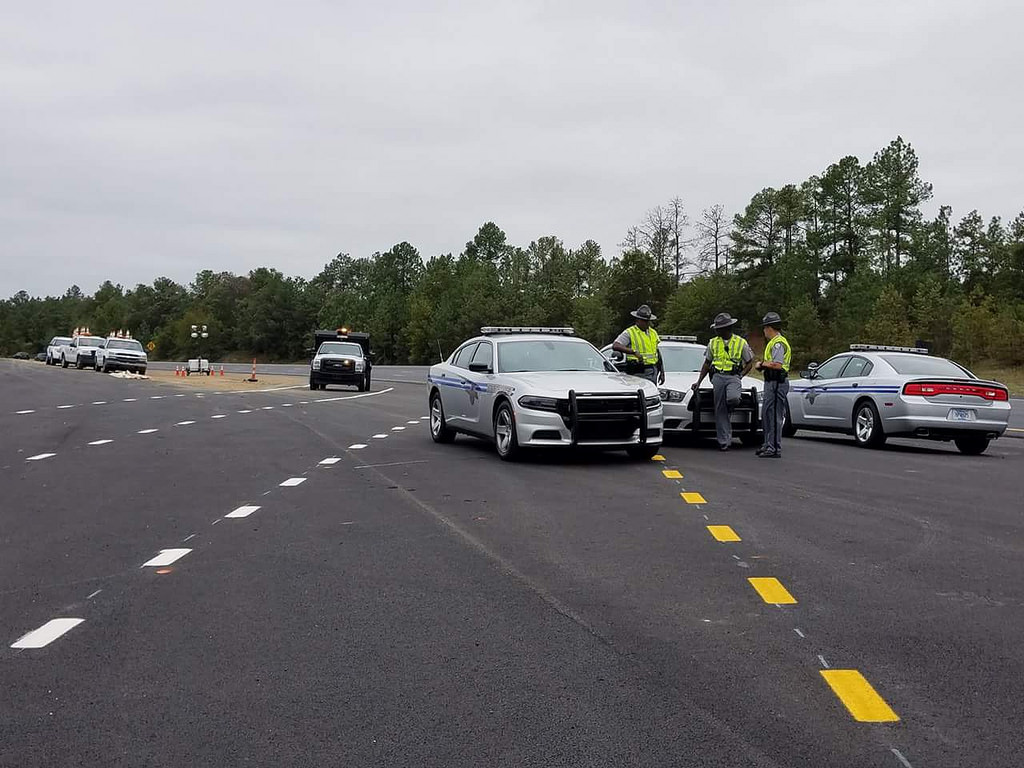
[319,342,363,357]
[660,346,705,372]
[881,354,972,378]
[78,337,104,347]
[107,339,144,351]
[498,339,610,373]
[52,337,72,345]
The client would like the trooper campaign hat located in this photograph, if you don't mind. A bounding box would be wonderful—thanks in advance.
[761,311,783,326]
[631,304,657,321]
[710,312,739,330]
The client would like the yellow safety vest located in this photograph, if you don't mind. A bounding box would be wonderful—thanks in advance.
[764,334,791,373]
[626,326,660,366]
[709,335,745,373]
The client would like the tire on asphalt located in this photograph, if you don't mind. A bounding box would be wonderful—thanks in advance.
[61,356,68,369]
[493,400,520,461]
[781,403,797,437]
[429,391,456,444]
[954,435,990,455]
[852,400,886,448]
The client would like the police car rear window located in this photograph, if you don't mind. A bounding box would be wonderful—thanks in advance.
[880,354,972,377]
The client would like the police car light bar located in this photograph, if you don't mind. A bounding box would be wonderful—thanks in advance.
[661,335,698,343]
[480,326,575,336]
[850,344,929,354]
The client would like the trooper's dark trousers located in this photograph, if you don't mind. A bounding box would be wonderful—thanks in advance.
[761,378,789,455]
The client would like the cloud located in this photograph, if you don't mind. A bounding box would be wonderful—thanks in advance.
[2,0,1022,296]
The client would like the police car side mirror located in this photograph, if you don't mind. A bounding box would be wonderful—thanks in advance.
[468,362,492,374]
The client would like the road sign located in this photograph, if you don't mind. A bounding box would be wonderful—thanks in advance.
[146,341,156,352]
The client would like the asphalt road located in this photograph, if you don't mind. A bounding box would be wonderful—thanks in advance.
[3,358,1023,767]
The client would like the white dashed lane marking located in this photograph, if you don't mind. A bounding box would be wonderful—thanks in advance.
[57,405,74,409]
[137,429,158,434]
[150,396,163,400]
[225,505,260,518]
[349,444,367,450]
[15,410,34,415]
[176,420,196,426]
[372,434,388,439]
[406,420,419,424]
[238,410,253,414]
[392,426,405,431]
[123,398,137,402]
[319,457,342,465]
[280,477,307,487]
[261,406,274,410]
[26,453,56,462]
[87,439,113,446]
[11,618,85,649]
[141,548,192,567]
[92,401,106,405]
[211,414,227,419]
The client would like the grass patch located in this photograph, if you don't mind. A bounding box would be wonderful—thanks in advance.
[971,365,1024,397]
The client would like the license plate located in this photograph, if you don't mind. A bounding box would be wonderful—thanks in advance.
[948,408,975,422]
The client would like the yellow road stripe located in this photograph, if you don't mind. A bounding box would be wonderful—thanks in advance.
[820,670,900,722]
[747,577,797,604]
[1010,428,1024,433]
[681,492,706,504]
[707,525,741,542]
[662,469,683,479]
[652,454,666,461]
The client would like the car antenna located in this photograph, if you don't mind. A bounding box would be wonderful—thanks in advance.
[436,339,445,363]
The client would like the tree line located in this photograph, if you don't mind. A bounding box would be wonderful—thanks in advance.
[3,136,1022,369]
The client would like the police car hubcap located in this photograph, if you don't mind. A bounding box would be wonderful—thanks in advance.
[496,410,512,453]
[856,409,873,441]
[430,401,442,435]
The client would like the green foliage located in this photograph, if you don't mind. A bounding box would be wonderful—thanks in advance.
[863,286,913,347]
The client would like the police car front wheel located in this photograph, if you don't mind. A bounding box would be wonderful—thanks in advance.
[430,392,456,444]
[494,401,520,461]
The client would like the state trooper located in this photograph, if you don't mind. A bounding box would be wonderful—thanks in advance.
[611,304,665,385]
[755,311,791,458]
[691,312,754,451]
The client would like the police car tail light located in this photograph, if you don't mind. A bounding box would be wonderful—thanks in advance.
[903,382,1008,401]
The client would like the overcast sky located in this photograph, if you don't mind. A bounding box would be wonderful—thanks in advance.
[2,0,1021,297]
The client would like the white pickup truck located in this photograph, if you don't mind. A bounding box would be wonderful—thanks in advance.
[46,336,72,366]
[94,337,148,374]
[63,336,106,369]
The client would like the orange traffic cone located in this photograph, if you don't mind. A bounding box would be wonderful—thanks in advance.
[220,365,225,377]
[175,366,180,377]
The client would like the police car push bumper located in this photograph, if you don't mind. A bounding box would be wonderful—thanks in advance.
[514,390,664,448]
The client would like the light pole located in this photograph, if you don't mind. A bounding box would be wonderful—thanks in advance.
[190,324,210,375]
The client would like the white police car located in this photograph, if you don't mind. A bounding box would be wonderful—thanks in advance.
[429,327,664,461]
[787,344,1011,454]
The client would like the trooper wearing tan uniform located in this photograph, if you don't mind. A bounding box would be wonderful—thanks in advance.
[691,312,754,451]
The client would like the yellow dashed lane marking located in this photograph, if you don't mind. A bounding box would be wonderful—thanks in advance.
[707,525,741,542]
[681,492,706,504]
[662,469,683,479]
[652,454,666,461]
[748,577,797,604]
[820,670,900,722]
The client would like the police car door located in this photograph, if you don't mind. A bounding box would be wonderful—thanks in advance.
[463,340,494,434]
[443,342,478,428]
[830,355,873,423]
[801,355,851,427]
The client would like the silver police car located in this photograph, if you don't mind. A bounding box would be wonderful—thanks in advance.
[787,344,1011,454]
[428,327,664,461]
